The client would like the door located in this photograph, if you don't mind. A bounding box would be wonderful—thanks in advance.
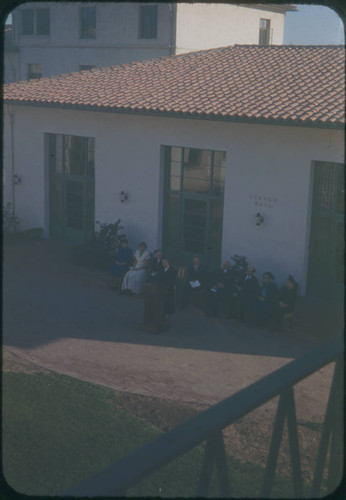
[48,133,95,242]
[307,161,344,302]
[162,146,226,269]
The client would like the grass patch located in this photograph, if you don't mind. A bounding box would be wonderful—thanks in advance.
[3,371,306,497]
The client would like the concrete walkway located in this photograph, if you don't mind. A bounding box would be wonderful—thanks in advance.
[3,240,334,422]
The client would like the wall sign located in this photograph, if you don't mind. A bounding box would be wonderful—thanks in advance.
[250,194,278,208]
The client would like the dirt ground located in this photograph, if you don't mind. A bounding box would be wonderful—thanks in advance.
[3,348,327,486]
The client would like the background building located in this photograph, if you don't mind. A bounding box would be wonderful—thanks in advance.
[4,45,344,300]
[4,2,296,82]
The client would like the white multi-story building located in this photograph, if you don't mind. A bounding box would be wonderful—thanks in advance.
[4,2,296,82]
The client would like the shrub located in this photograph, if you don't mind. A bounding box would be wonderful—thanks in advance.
[92,219,125,257]
[72,219,126,270]
[3,203,21,234]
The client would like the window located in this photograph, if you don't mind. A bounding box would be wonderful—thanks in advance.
[80,7,96,39]
[27,63,42,80]
[138,5,158,39]
[79,65,96,71]
[259,18,271,46]
[20,9,50,35]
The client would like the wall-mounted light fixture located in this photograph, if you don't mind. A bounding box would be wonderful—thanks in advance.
[255,212,264,226]
[119,191,128,203]
[13,174,22,185]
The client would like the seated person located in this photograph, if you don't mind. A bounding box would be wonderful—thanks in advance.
[147,249,164,283]
[206,260,235,317]
[249,271,278,324]
[121,242,151,295]
[109,239,133,289]
[186,256,207,307]
[275,275,299,324]
[232,265,259,321]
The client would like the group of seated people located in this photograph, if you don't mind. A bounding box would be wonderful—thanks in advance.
[109,240,299,327]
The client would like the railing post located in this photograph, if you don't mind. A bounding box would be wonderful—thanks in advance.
[196,430,231,497]
[260,392,286,498]
[285,386,303,498]
[310,356,343,497]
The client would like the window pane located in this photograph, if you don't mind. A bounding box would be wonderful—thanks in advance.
[80,7,96,38]
[165,194,180,250]
[87,138,95,177]
[21,10,34,35]
[183,199,207,253]
[27,63,42,80]
[65,136,85,176]
[183,149,211,194]
[36,9,50,35]
[171,147,182,162]
[210,200,224,259]
[313,163,339,212]
[139,5,158,39]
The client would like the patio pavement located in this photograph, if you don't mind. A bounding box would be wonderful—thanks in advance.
[2,239,335,423]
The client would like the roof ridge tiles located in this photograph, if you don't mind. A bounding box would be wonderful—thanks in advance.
[4,44,344,128]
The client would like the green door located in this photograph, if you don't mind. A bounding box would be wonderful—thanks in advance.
[163,146,225,269]
[307,161,344,302]
[48,133,95,243]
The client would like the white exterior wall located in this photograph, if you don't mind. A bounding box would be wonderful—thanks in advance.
[8,2,287,81]
[11,2,173,80]
[3,105,343,291]
[175,3,286,53]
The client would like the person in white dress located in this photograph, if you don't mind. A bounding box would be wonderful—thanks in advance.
[121,242,151,294]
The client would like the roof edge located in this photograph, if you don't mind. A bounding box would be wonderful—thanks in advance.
[4,99,344,131]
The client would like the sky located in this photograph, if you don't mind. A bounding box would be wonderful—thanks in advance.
[284,4,345,45]
[4,3,346,45]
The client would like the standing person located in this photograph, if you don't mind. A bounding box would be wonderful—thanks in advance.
[147,249,164,283]
[121,242,151,295]
[175,262,188,309]
[186,256,206,307]
[109,239,133,289]
[275,275,299,324]
[159,257,176,323]
[250,271,278,324]
[232,265,259,321]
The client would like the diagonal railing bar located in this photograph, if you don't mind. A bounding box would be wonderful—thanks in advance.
[285,386,303,498]
[310,355,343,496]
[62,335,343,498]
[196,432,217,497]
[213,430,231,497]
[260,391,287,498]
[196,430,231,497]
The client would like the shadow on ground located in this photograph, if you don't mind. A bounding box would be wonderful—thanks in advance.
[3,240,319,357]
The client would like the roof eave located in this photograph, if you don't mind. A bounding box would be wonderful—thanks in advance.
[4,99,344,131]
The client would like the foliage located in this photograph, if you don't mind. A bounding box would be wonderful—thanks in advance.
[92,219,125,256]
[3,202,21,234]
[72,219,126,269]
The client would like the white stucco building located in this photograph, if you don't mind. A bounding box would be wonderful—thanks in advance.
[3,44,344,301]
[4,2,295,82]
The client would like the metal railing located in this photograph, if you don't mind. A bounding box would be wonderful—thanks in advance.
[62,335,343,497]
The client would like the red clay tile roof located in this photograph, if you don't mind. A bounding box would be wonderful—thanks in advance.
[3,45,345,128]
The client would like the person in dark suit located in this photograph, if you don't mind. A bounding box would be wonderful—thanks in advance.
[147,249,164,283]
[206,260,235,317]
[274,275,299,323]
[186,256,207,308]
[232,265,259,321]
[159,257,176,322]
[250,271,278,324]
